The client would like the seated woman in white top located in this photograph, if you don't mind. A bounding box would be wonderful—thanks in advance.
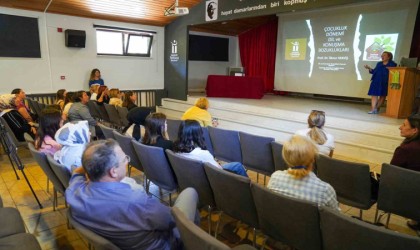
[295,110,334,156]
[267,135,339,210]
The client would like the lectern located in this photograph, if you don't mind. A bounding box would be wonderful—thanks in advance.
[386,67,420,118]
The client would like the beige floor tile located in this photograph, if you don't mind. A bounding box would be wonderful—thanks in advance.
[36,224,88,250]
[24,210,68,234]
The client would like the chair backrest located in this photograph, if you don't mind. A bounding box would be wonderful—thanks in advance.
[251,183,322,250]
[166,119,181,141]
[239,131,275,175]
[27,143,65,194]
[377,163,420,221]
[115,106,129,127]
[112,131,143,172]
[316,154,373,210]
[201,127,214,156]
[46,154,71,189]
[95,102,110,122]
[271,141,287,171]
[26,99,39,116]
[87,100,101,120]
[104,103,122,127]
[67,209,121,250]
[132,140,177,191]
[208,127,242,163]
[171,206,232,250]
[0,116,27,147]
[204,163,258,228]
[98,124,115,140]
[319,206,420,250]
[166,150,215,208]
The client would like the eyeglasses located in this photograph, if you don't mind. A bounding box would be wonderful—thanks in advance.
[122,155,130,164]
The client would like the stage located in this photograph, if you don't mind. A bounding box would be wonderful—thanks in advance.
[158,94,404,166]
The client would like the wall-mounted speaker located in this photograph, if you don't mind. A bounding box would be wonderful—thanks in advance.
[65,29,86,48]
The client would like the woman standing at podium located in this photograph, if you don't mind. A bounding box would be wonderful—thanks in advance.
[364,51,396,114]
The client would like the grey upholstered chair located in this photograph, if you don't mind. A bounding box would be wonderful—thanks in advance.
[171,206,257,250]
[28,143,65,211]
[0,117,27,148]
[46,154,71,189]
[204,163,258,245]
[104,103,123,127]
[320,206,420,250]
[115,106,129,127]
[98,124,116,140]
[67,210,120,250]
[208,126,242,163]
[0,233,42,250]
[201,127,214,156]
[166,119,182,141]
[95,102,111,123]
[0,207,26,238]
[316,154,375,220]
[251,182,322,250]
[132,140,178,205]
[239,132,275,184]
[166,150,215,233]
[374,163,420,227]
[271,141,287,171]
[87,100,101,120]
[112,131,144,178]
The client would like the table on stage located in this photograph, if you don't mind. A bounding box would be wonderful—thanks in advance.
[206,75,264,99]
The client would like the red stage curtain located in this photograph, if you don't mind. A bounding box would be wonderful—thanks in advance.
[239,17,278,93]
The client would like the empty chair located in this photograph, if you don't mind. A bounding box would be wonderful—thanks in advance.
[28,143,65,210]
[316,154,375,219]
[202,127,214,156]
[113,131,144,177]
[171,206,257,250]
[98,124,116,140]
[271,141,287,171]
[46,154,71,189]
[239,132,275,184]
[204,163,258,245]
[132,140,178,205]
[87,100,101,120]
[208,126,242,163]
[116,106,129,127]
[320,206,420,250]
[166,119,181,141]
[104,103,122,127]
[67,210,120,250]
[251,183,322,250]
[374,163,420,227]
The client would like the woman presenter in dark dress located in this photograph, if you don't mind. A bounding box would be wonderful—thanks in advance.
[364,51,397,114]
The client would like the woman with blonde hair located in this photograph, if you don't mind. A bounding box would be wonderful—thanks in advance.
[108,88,123,107]
[181,97,217,127]
[267,135,339,210]
[295,110,334,156]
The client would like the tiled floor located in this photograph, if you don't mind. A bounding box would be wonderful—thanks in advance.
[0,148,417,250]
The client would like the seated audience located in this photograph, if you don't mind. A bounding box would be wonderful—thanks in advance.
[68,91,96,127]
[295,110,334,156]
[267,135,339,210]
[65,139,198,250]
[122,91,137,111]
[108,88,123,107]
[11,88,36,123]
[62,91,74,121]
[124,107,152,141]
[173,120,247,177]
[89,85,99,100]
[35,108,63,155]
[55,89,66,110]
[181,97,217,127]
[142,113,173,151]
[88,68,104,87]
[96,85,110,105]
[54,120,90,171]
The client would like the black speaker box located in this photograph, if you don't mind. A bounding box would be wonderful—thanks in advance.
[65,29,86,48]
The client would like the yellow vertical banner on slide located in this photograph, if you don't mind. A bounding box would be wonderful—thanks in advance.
[285,38,307,60]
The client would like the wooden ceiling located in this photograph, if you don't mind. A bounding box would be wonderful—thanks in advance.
[0,0,202,26]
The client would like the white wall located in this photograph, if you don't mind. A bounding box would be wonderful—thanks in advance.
[0,7,165,94]
[187,31,240,92]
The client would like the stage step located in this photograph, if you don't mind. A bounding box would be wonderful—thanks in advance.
[158,97,402,165]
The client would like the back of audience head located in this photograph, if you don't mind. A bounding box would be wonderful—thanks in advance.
[109,88,120,98]
[82,139,125,182]
[123,91,135,106]
[35,108,62,149]
[195,97,209,110]
[98,85,108,96]
[56,89,66,101]
[283,135,318,179]
[402,114,420,143]
[174,120,206,153]
[307,110,327,145]
[64,92,74,105]
[142,113,167,145]
[90,85,99,94]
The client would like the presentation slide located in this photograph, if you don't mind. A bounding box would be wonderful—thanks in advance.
[274,0,418,98]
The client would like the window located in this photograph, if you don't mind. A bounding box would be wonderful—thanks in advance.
[95,26,154,57]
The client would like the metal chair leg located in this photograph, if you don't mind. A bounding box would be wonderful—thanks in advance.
[214,212,223,238]
[385,213,391,228]
[207,205,212,234]
[359,209,363,220]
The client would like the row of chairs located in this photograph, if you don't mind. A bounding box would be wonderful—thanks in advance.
[87,101,129,129]
[27,98,49,119]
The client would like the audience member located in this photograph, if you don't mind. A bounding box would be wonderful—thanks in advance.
[55,89,66,110]
[88,68,104,87]
[11,88,36,123]
[65,139,198,250]
[96,85,110,105]
[89,85,99,100]
[181,97,217,127]
[142,113,173,151]
[295,110,334,156]
[54,120,90,171]
[267,135,339,210]
[35,108,63,155]
[62,91,74,121]
[124,107,152,141]
[122,91,137,111]
[68,91,96,127]
[109,88,123,107]
[173,120,247,176]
